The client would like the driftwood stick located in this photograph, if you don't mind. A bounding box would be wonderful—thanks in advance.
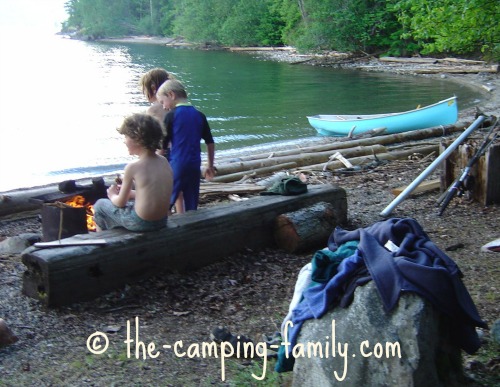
[301,144,439,171]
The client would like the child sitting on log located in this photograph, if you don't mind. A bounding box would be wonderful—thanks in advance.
[93,113,173,232]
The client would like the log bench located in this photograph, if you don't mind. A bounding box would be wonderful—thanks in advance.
[21,184,347,306]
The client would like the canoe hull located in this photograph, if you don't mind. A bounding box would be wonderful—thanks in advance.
[307,97,458,137]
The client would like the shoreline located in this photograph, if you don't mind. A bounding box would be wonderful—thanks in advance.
[97,35,500,118]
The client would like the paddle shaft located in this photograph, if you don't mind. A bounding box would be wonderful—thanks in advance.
[379,115,485,217]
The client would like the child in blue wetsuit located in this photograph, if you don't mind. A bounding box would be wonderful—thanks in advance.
[157,79,216,214]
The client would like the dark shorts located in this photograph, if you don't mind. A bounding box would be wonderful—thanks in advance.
[170,162,200,211]
[93,199,167,232]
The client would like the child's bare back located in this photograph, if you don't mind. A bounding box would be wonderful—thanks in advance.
[93,113,173,232]
[127,154,173,221]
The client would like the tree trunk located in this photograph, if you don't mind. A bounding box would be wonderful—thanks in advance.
[274,202,337,253]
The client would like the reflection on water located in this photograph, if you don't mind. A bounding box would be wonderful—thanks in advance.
[0,35,484,191]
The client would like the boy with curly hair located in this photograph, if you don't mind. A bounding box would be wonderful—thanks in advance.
[93,113,173,231]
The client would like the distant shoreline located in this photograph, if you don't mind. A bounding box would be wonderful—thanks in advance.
[94,35,500,120]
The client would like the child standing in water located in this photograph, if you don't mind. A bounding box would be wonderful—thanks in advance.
[93,113,173,231]
[156,79,216,214]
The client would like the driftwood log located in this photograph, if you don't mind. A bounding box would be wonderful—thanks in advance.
[305,144,438,171]
[414,65,498,74]
[274,202,337,253]
[211,162,298,183]
[219,123,467,165]
[214,144,386,176]
[22,184,347,307]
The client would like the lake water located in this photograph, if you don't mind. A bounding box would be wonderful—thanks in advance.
[0,33,483,192]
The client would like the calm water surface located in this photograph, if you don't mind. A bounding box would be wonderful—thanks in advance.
[0,34,483,192]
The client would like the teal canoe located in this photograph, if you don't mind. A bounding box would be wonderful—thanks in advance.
[307,96,458,137]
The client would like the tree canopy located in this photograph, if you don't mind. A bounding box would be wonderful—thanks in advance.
[62,0,500,60]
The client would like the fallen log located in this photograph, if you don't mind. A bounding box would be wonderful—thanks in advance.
[274,202,337,253]
[226,46,295,52]
[211,162,297,183]
[441,58,486,65]
[379,57,488,67]
[414,65,498,74]
[217,123,467,165]
[198,182,266,194]
[0,186,56,217]
[379,57,438,64]
[214,144,386,176]
[302,144,439,171]
[21,184,347,306]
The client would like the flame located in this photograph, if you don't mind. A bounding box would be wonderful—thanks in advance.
[64,195,96,232]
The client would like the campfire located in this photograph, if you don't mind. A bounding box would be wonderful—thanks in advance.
[30,177,107,242]
[63,195,96,232]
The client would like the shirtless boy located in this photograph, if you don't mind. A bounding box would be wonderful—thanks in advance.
[93,113,173,231]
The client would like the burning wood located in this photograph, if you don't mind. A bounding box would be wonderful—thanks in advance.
[63,195,96,231]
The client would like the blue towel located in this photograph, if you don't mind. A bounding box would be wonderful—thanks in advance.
[276,250,363,372]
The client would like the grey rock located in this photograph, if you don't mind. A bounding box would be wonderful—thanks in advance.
[0,318,18,348]
[292,282,466,387]
[0,233,41,254]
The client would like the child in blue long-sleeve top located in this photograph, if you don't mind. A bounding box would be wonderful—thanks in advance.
[157,79,215,214]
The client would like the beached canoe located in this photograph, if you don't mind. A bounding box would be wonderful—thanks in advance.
[307,96,458,137]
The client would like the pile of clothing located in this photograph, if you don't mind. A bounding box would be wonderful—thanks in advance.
[276,217,488,372]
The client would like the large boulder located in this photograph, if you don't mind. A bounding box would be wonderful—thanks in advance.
[292,282,467,387]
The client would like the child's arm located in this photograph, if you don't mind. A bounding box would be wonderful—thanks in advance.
[107,164,134,207]
[204,143,216,181]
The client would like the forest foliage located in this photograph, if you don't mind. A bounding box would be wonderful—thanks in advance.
[62,0,500,60]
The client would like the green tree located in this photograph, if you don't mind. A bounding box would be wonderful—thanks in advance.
[393,0,500,60]
[218,0,284,46]
[61,0,499,60]
[271,0,302,47]
[284,0,394,53]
